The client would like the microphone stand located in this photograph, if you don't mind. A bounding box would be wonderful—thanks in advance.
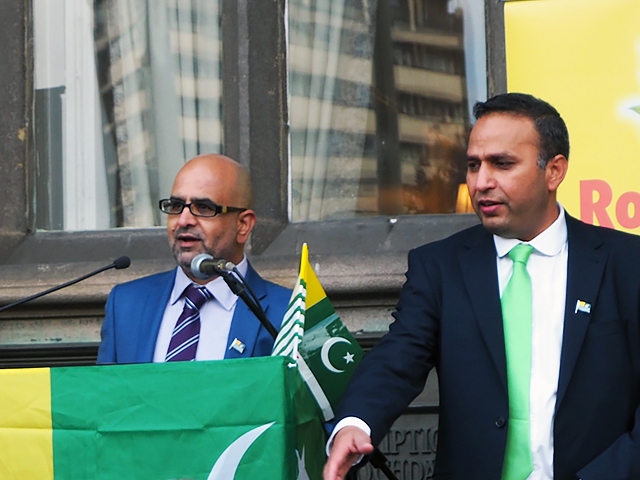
[364,447,398,480]
[0,256,131,313]
[218,271,279,339]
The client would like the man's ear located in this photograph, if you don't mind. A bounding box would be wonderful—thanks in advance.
[236,209,257,243]
[545,154,568,192]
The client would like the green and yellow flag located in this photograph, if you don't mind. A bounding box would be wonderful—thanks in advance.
[272,243,363,421]
[0,357,324,479]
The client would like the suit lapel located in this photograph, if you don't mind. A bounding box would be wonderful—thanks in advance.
[458,227,508,392]
[224,263,270,359]
[136,271,176,362]
[556,216,607,407]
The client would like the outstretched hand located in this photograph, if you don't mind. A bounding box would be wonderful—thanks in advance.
[323,426,375,480]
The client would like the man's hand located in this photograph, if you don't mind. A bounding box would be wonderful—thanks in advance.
[323,426,375,480]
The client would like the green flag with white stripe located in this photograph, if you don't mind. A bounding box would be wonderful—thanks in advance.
[272,244,363,421]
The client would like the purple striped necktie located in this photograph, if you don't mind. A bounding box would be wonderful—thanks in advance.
[165,284,213,362]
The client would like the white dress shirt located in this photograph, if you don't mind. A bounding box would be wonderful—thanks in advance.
[329,207,569,479]
[153,256,249,362]
[495,206,568,479]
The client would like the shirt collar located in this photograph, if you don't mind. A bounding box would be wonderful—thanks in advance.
[494,204,568,258]
[170,255,250,311]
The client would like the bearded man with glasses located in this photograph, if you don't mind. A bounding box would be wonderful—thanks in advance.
[97,154,291,364]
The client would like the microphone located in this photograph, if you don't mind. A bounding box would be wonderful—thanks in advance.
[190,253,279,339]
[113,256,131,269]
[190,253,235,280]
[0,256,131,313]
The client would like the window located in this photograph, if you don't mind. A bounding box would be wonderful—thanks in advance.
[33,0,223,231]
[26,0,495,261]
[288,0,485,222]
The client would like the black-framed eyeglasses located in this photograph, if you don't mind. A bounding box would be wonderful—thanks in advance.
[159,198,248,218]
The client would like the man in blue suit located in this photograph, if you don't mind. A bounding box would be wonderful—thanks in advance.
[324,94,640,479]
[97,154,291,364]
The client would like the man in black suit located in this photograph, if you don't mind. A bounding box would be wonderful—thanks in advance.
[324,93,640,479]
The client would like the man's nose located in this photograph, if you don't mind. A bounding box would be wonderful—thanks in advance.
[474,164,495,191]
[176,205,197,226]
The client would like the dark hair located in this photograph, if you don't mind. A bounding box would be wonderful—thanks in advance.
[473,93,570,167]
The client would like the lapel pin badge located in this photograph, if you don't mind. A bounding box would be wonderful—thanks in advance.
[575,300,592,314]
[229,338,246,354]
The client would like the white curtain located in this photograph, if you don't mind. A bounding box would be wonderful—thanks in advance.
[288,0,378,222]
[94,0,223,227]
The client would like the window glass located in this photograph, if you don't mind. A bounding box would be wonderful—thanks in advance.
[33,0,223,230]
[288,0,486,221]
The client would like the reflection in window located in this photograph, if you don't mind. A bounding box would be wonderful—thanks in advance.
[34,0,223,230]
[288,0,486,222]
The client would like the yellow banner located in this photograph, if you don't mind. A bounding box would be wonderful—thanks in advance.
[505,0,640,232]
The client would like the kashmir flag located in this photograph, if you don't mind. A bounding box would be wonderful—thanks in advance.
[272,243,363,421]
[0,357,325,479]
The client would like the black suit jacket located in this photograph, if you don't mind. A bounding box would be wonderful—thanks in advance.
[336,215,640,479]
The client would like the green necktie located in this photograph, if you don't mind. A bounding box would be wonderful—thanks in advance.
[501,243,535,480]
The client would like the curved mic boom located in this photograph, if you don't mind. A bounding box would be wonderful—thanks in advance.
[0,256,131,313]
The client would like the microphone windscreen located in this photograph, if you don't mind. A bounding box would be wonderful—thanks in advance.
[191,253,214,280]
[113,256,131,269]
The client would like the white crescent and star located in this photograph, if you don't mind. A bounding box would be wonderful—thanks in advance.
[320,337,354,373]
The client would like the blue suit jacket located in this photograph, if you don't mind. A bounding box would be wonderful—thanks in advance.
[97,263,291,364]
[336,215,640,479]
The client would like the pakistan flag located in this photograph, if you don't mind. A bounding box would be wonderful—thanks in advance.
[0,357,325,479]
